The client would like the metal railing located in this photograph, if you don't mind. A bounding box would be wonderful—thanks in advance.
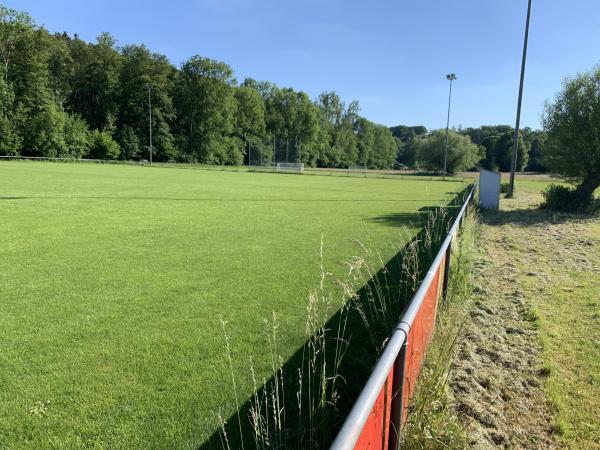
[330,183,476,450]
[0,155,145,164]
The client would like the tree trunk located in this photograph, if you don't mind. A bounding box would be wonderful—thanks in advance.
[576,171,600,196]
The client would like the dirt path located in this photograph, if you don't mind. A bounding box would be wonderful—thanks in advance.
[449,189,600,449]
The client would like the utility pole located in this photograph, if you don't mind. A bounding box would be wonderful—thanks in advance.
[443,73,457,180]
[147,84,153,166]
[508,0,532,198]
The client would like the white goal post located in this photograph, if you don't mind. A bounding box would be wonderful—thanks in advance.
[347,165,368,177]
[276,162,304,173]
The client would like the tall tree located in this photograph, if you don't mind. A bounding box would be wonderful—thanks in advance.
[67,33,122,132]
[316,91,359,167]
[174,55,239,164]
[234,85,266,164]
[543,65,600,195]
[0,5,34,82]
[117,44,176,161]
[415,130,482,174]
[0,61,19,154]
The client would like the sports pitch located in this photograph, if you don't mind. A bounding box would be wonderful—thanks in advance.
[0,162,465,449]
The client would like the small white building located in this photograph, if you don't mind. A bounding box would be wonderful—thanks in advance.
[478,169,501,210]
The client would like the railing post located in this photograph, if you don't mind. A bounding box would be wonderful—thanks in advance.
[388,330,408,450]
[442,239,452,303]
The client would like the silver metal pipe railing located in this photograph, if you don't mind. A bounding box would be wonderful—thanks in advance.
[330,183,477,450]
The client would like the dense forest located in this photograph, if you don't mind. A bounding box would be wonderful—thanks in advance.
[0,5,399,168]
[1,5,548,172]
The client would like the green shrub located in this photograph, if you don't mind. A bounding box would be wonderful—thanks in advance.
[500,182,515,195]
[62,114,91,158]
[87,130,121,160]
[540,184,595,213]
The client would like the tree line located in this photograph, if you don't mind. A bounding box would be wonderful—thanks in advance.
[0,5,397,168]
[1,4,554,174]
[391,123,547,174]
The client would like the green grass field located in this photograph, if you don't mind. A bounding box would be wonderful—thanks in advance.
[0,162,465,449]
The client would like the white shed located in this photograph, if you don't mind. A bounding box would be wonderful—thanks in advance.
[479,169,501,210]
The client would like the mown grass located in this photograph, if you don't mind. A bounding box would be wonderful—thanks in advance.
[510,184,600,448]
[0,161,465,449]
[489,180,599,448]
[536,261,600,447]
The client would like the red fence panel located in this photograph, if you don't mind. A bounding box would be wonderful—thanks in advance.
[353,367,395,450]
[401,254,444,422]
[329,184,475,450]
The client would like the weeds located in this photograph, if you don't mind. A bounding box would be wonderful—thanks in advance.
[402,209,479,450]
[215,190,475,449]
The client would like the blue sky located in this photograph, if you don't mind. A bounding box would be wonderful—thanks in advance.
[8,0,600,130]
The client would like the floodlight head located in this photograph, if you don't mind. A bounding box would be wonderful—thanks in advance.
[446,73,457,81]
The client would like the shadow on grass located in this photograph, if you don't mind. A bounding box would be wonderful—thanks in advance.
[197,186,474,450]
[480,206,597,227]
[366,205,462,229]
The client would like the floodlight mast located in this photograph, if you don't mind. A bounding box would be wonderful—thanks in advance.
[443,73,457,180]
[147,84,153,166]
[508,0,532,198]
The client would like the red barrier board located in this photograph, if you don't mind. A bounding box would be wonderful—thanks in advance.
[353,366,394,450]
[350,255,446,449]
[401,255,445,423]
[330,185,474,450]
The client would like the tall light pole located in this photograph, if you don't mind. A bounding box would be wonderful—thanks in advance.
[443,73,457,180]
[147,84,153,166]
[508,0,532,198]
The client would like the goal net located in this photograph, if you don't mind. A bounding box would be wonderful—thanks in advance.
[347,165,368,177]
[276,162,304,173]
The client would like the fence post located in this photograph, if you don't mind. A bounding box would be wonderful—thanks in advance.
[388,334,408,450]
[441,239,452,302]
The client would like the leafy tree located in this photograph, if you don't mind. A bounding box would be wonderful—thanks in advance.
[525,133,546,171]
[411,125,428,136]
[234,85,266,164]
[265,87,319,164]
[356,118,375,166]
[370,125,396,169]
[67,33,122,131]
[461,125,529,171]
[543,65,600,195]
[315,91,359,167]
[390,124,428,168]
[87,129,120,159]
[117,44,176,161]
[47,32,72,110]
[234,86,265,139]
[389,125,415,142]
[246,135,272,165]
[23,104,67,157]
[174,55,239,163]
[0,68,19,154]
[62,113,90,158]
[119,125,141,160]
[0,5,34,82]
[396,138,419,168]
[415,130,482,174]
[0,3,454,171]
